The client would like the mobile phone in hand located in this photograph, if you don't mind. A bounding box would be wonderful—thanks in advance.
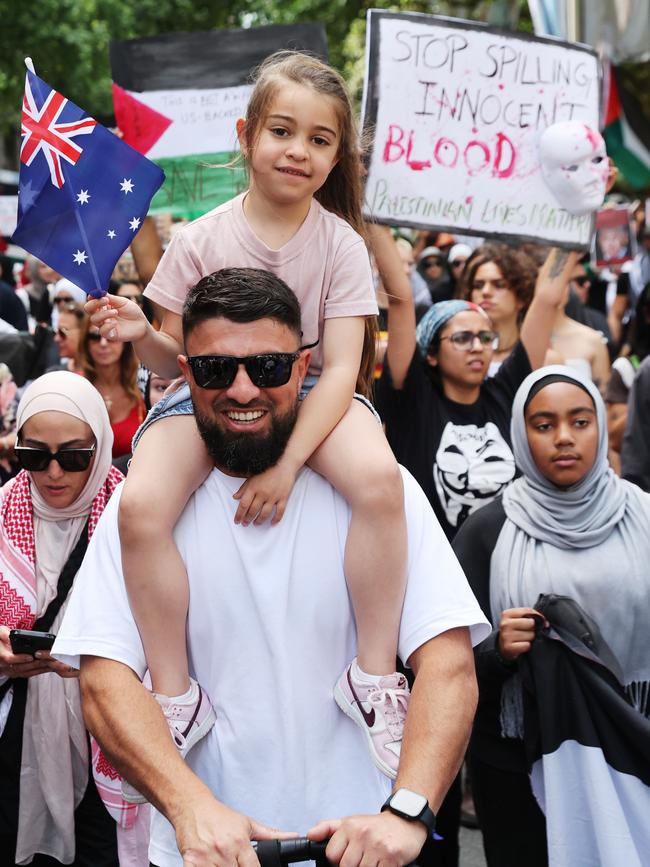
[9,629,56,656]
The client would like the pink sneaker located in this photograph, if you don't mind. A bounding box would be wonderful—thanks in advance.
[121,679,216,804]
[334,660,409,779]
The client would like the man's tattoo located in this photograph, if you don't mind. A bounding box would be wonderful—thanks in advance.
[548,249,570,279]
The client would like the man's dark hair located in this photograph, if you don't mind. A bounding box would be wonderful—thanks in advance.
[182,268,302,341]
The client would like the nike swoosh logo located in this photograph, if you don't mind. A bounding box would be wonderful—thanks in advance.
[347,668,375,727]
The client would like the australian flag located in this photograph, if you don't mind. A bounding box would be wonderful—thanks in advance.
[12,70,165,298]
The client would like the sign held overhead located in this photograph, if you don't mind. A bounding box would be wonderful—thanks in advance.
[361,10,601,249]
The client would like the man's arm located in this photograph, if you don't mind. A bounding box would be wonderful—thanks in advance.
[398,626,477,810]
[80,656,296,867]
[309,627,477,865]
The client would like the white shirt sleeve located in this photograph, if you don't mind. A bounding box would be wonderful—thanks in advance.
[397,468,491,665]
[52,483,147,676]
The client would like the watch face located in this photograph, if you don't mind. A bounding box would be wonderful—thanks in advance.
[391,789,427,818]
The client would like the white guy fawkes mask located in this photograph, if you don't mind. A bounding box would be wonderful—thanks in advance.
[539,122,609,216]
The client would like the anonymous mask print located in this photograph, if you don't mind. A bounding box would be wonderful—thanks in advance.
[433,421,516,529]
[539,122,608,216]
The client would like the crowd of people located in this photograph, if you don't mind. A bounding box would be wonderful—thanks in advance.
[0,47,649,867]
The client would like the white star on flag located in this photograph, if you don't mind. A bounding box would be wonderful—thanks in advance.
[120,178,134,194]
[73,250,88,265]
[107,229,116,239]
[129,217,141,232]
[76,189,90,204]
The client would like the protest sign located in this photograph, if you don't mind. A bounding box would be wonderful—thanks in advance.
[110,24,327,220]
[0,197,18,237]
[361,10,601,248]
[594,206,635,268]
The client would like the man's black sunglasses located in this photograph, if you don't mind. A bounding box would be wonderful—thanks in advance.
[15,444,96,473]
[186,345,315,390]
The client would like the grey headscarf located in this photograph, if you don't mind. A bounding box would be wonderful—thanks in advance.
[491,366,650,707]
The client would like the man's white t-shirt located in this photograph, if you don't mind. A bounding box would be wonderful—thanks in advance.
[54,466,489,867]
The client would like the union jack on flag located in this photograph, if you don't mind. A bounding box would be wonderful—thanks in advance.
[21,75,97,189]
[13,70,164,297]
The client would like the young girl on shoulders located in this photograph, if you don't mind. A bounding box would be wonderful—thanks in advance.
[88,52,409,793]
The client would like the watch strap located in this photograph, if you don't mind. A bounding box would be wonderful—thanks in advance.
[381,793,437,834]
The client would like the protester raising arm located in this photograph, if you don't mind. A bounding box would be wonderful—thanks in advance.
[518,247,580,369]
[367,223,416,390]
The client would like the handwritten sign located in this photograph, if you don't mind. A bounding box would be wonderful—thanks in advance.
[361,11,600,248]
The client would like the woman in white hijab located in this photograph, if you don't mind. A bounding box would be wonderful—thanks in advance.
[452,365,650,867]
[0,371,131,865]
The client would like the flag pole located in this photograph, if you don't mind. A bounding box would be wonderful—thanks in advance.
[24,57,35,74]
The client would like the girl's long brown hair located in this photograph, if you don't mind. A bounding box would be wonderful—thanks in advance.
[76,318,141,406]
[242,51,377,398]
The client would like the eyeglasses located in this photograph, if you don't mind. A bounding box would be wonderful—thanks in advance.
[15,444,96,472]
[423,259,442,268]
[572,275,591,287]
[450,260,466,269]
[87,331,103,342]
[186,350,305,390]
[54,296,74,305]
[439,330,498,350]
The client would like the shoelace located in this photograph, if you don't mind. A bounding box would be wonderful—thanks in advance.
[367,685,409,739]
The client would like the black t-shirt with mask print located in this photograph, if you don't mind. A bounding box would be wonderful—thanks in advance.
[376,341,531,541]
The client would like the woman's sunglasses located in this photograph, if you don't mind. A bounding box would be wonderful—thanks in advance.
[15,444,96,472]
[54,296,74,305]
[187,351,304,390]
[56,325,79,339]
[87,331,103,342]
[439,330,498,350]
[572,275,591,287]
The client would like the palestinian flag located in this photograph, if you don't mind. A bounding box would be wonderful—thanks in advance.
[110,24,327,220]
[603,62,650,190]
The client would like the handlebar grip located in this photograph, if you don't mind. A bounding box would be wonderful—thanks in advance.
[253,838,422,866]
[253,839,328,865]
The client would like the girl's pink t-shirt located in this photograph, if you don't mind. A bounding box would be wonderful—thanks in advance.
[144,193,378,374]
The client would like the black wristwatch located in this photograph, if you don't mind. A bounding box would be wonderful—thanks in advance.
[381,788,436,834]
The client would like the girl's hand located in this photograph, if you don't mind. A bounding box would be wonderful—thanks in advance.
[497,608,546,662]
[233,460,299,526]
[0,625,52,679]
[85,294,149,344]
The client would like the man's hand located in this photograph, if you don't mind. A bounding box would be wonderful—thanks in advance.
[175,793,297,867]
[233,458,299,526]
[497,608,546,662]
[308,812,428,867]
[85,294,149,344]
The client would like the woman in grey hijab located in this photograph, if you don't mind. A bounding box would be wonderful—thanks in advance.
[452,365,650,867]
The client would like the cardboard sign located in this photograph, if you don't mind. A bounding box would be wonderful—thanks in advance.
[361,11,600,248]
[110,24,328,220]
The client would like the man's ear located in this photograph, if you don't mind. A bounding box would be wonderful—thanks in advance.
[296,349,311,387]
[178,354,191,384]
[236,118,248,155]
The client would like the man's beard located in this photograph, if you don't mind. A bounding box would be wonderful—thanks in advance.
[194,400,299,476]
